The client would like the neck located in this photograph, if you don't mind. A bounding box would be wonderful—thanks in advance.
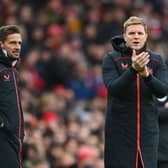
[135,50,142,54]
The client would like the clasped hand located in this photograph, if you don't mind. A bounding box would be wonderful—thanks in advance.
[131,49,150,77]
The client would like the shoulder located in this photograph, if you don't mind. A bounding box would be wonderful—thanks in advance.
[0,63,7,72]
[148,50,164,63]
[102,51,122,70]
[103,51,121,61]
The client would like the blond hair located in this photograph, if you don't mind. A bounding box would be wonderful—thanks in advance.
[123,16,147,33]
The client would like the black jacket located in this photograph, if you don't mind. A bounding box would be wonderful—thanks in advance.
[0,49,24,151]
[102,36,168,168]
[158,100,168,162]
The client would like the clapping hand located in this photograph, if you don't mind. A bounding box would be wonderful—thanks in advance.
[131,49,150,77]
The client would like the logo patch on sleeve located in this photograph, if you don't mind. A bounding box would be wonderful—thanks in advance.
[121,63,128,69]
[3,74,10,81]
[147,67,153,74]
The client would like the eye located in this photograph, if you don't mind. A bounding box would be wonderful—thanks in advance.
[9,41,16,44]
[128,32,135,35]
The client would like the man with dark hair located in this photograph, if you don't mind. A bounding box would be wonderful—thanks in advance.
[0,25,24,168]
[102,16,168,168]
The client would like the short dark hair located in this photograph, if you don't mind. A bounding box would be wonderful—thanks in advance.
[0,25,21,41]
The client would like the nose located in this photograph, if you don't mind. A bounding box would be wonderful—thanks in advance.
[134,33,139,38]
[15,43,21,49]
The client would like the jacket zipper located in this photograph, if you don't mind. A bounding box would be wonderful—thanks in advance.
[136,74,145,168]
[12,70,23,168]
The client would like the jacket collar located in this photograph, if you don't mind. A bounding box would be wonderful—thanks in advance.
[110,35,147,56]
[0,49,18,67]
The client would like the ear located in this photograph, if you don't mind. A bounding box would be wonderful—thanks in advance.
[145,33,148,40]
[0,41,3,48]
[123,33,126,41]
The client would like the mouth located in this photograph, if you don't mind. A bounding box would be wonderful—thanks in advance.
[14,53,19,56]
[13,51,20,56]
[133,41,140,45]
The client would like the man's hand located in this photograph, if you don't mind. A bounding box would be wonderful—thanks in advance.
[131,49,150,77]
[138,66,149,77]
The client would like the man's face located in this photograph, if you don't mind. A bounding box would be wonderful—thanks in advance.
[123,24,147,51]
[0,33,22,59]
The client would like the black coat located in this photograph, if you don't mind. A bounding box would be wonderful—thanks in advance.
[158,103,168,162]
[0,49,24,167]
[102,36,168,168]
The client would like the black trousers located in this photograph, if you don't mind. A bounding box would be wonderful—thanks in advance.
[0,128,22,168]
[158,161,168,168]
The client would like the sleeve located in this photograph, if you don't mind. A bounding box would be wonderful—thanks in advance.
[143,56,168,98]
[0,115,10,129]
[159,107,168,122]
[102,53,137,97]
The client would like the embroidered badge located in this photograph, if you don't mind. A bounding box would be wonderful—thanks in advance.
[3,74,10,81]
[121,63,128,69]
[148,67,153,74]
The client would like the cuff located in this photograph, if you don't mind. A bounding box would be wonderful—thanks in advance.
[130,67,138,74]
[143,74,152,82]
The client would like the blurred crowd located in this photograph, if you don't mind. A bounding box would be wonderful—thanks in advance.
[0,0,168,168]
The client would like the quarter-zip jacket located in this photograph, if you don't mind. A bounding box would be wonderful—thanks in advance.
[102,36,168,168]
[0,49,24,168]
